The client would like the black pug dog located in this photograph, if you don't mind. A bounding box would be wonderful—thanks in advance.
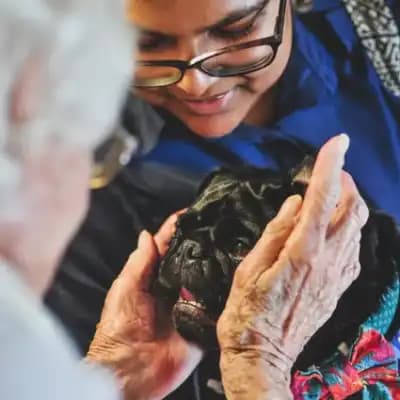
[154,157,400,370]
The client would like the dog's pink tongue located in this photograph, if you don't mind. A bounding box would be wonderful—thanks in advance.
[180,287,195,301]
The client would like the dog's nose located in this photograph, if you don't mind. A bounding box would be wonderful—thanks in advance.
[182,239,203,259]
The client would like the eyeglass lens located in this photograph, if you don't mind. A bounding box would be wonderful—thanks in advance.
[134,0,281,87]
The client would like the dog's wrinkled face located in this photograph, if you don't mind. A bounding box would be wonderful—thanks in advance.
[156,164,309,348]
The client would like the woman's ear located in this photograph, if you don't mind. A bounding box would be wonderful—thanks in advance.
[9,56,44,124]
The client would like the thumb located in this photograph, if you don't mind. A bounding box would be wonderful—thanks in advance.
[119,230,159,291]
[154,209,187,257]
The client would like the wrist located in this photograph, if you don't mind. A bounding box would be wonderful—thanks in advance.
[86,331,175,400]
[220,349,293,400]
[86,332,146,399]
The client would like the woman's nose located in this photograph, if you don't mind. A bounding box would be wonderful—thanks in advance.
[175,68,218,98]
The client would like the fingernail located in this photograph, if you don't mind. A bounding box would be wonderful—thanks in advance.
[337,133,350,155]
[280,195,302,216]
[137,230,149,248]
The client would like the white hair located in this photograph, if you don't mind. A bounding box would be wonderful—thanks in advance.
[0,0,134,214]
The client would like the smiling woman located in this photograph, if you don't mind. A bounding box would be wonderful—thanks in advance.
[133,0,287,88]
[129,0,292,136]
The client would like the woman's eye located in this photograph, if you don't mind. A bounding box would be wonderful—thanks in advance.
[211,7,266,42]
[213,24,255,41]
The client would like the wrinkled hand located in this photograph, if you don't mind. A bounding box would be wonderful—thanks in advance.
[86,212,203,400]
[217,135,369,399]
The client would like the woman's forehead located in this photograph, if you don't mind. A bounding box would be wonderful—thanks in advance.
[127,0,264,36]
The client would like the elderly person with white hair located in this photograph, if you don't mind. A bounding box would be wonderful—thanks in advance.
[0,0,131,398]
[0,0,370,399]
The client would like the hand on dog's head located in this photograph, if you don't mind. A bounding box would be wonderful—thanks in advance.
[154,157,400,369]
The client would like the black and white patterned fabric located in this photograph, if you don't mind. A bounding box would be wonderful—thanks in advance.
[342,0,400,97]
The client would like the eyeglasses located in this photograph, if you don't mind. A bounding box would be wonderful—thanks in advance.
[133,0,287,88]
[90,128,137,189]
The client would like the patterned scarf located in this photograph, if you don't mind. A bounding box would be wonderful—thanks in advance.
[342,0,400,97]
[292,276,400,399]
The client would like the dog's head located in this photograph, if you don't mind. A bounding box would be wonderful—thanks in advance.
[155,159,312,348]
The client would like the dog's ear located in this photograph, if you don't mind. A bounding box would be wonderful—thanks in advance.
[197,167,235,196]
[290,155,315,185]
[191,168,238,212]
[244,179,281,201]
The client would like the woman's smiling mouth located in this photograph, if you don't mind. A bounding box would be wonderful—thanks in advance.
[180,90,234,115]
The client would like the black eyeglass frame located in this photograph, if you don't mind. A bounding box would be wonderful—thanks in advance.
[133,0,287,88]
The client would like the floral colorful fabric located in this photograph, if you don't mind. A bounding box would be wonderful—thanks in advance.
[291,327,400,399]
[291,274,400,399]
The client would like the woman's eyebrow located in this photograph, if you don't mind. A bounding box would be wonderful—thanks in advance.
[136,0,269,39]
[198,0,269,33]
[137,28,174,38]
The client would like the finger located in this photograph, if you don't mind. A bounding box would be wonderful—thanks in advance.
[154,209,187,257]
[232,195,302,288]
[119,230,159,291]
[341,260,361,293]
[327,172,352,236]
[338,238,362,292]
[327,172,369,238]
[297,134,349,239]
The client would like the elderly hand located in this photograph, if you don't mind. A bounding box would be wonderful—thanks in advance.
[217,135,369,399]
[86,212,203,400]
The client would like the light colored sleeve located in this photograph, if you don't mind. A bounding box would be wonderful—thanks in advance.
[0,262,121,400]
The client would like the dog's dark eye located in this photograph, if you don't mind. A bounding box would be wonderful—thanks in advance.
[229,238,251,257]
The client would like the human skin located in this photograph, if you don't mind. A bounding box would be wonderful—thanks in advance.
[127,0,293,137]
[217,135,369,399]
[87,135,368,400]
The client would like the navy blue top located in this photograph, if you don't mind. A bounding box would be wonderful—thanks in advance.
[141,0,400,222]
